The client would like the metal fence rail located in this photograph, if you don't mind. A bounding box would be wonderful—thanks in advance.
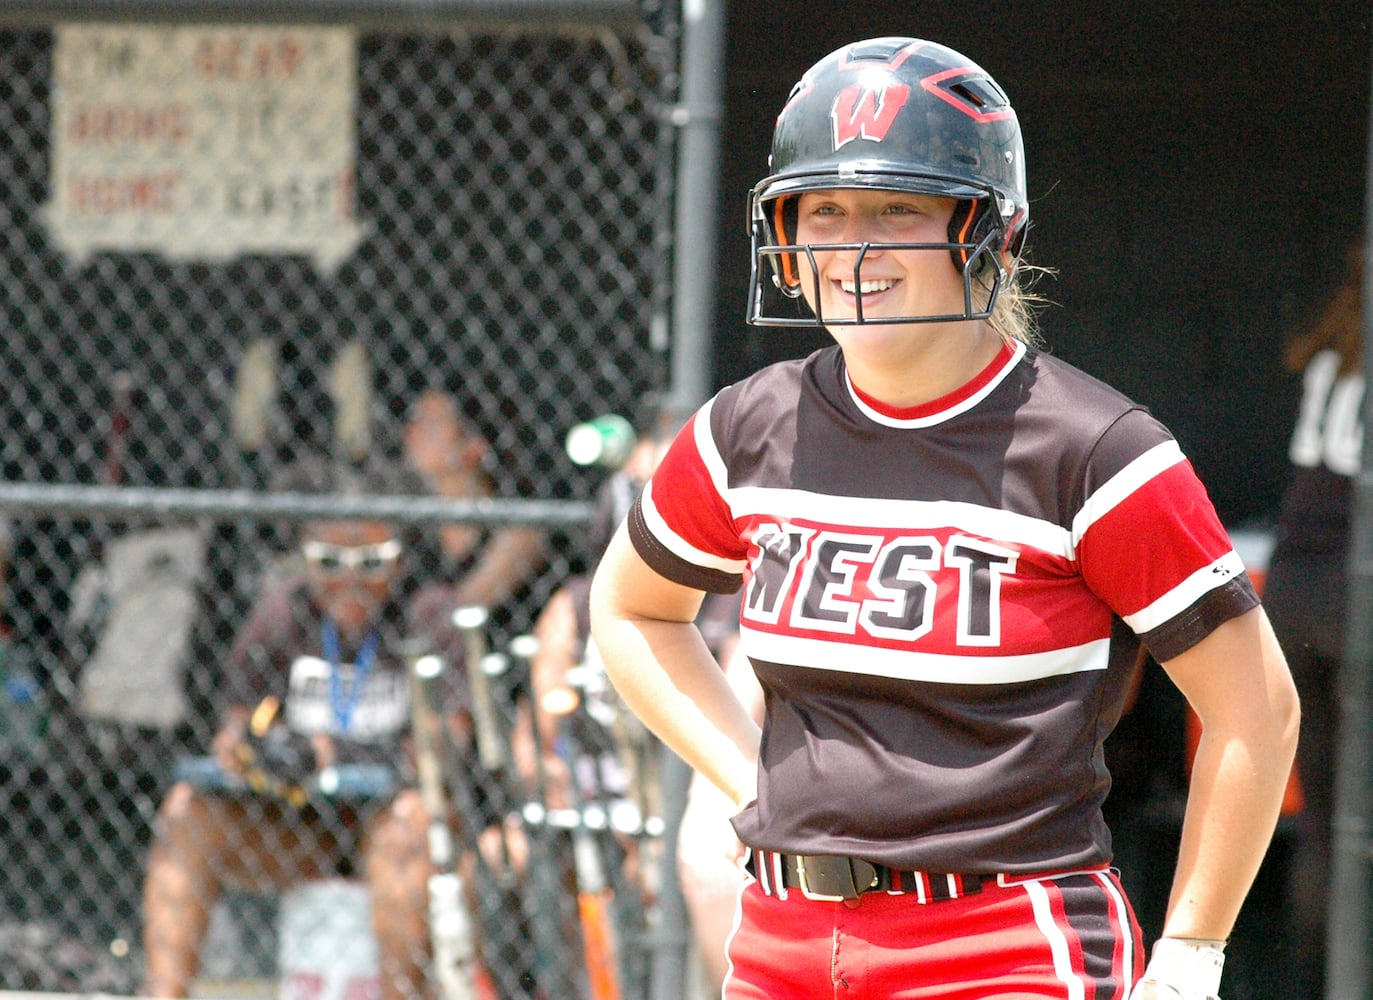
[0,483,595,525]
[0,5,683,997]
[0,1,648,27]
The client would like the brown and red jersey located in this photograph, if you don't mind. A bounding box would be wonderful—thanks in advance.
[628,340,1257,874]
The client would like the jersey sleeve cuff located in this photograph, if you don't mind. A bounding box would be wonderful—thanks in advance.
[628,499,743,594]
[1138,574,1260,663]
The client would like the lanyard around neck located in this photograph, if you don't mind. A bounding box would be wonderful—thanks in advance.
[320,618,380,733]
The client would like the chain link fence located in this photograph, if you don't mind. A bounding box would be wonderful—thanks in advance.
[0,5,686,997]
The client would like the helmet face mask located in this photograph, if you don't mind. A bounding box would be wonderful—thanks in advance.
[762,230,1011,328]
[746,37,1028,328]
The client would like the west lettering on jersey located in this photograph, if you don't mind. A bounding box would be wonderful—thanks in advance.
[794,532,883,631]
[946,537,1018,646]
[745,521,1021,651]
[862,537,938,640]
[745,523,813,624]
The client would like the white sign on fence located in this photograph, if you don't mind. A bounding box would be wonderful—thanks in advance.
[44,23,363,271]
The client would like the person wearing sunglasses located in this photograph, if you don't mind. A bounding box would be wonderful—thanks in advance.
[142,456,479,1000]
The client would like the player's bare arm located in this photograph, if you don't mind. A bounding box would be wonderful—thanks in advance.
[1158,605,1300,941]
[589,522,761,810]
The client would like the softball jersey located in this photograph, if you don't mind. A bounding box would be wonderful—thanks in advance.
[628,339,1257,875]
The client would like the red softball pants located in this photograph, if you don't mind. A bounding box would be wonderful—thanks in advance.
[721,867,1143,999]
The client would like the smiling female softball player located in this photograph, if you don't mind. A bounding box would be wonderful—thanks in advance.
[588,35,1299,1000]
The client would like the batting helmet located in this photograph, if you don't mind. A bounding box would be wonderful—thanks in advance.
[746,37,1029,327]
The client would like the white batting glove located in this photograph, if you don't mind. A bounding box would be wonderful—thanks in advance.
[677,770,746,879]
[1128,938,1225,1000]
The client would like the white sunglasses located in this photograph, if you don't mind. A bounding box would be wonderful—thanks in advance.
[302,538,403,575]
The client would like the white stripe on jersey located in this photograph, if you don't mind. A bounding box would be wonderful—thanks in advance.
[740,624,1110,685]
[639,478,748,575]
[846,340,1027,428]
[1070,440,1186,547]
[1123,550,1247,635]
[691,394,730,492]
[726,488,1074,560]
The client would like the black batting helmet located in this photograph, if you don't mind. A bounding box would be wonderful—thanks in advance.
[747,37,1029,327]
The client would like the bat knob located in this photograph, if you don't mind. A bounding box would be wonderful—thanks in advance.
[541,687,580,717]
[413,655,445,680]
[452,605,489,630]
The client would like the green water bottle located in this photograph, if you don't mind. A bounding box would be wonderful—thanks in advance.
[565,414,636,468]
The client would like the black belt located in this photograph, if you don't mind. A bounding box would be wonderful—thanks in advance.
[750,849,985,903]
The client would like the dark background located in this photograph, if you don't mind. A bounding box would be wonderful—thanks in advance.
[699,10,1370,990]
[709,2,1371,531]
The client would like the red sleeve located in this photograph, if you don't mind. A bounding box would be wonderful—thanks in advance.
[627,403,748,593]
[1075,425,1258,661]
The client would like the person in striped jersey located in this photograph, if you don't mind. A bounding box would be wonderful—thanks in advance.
[589,36,1298,1000]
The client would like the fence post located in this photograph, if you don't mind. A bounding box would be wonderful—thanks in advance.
[1327,41,1373,998]
[653,1,727,998]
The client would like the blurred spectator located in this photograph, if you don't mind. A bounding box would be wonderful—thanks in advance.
[523,428,671,809]
[1263,241,1365,998]
[517,423,749,994]
[141,456,478,1000]
[402,387,547,616]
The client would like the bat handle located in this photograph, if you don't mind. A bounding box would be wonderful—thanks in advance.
[103,370,134,488]
[406,641,480,1000]
[453,605,504,773]
[407,650,450,829]
[508,634,552,803]
[429,871,478,1000]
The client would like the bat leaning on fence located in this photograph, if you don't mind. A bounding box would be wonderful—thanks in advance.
[453,606,506,776]
[407,643,480,1000]
[452,606,524,895]
[508,633,615,1000]
[103,370,134,491]
[542,660,631,1000]
[81,368,133,574]
[451,606,552,1000]
[230,337,278,491]
[568,783,621,1000]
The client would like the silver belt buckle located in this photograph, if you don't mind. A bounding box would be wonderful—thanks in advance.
[794,855,848,902]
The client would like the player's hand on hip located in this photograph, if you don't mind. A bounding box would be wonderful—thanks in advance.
[1128,982,1214,1000]
[1128,938,1225,1000]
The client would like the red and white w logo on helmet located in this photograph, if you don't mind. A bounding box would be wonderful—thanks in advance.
[830,84,910,149]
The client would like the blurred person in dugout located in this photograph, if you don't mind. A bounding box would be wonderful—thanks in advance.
[246,334,545,616]
[519,421,749,993]
[1262,240,1365,998]
[523,422,741,779]
[521,427,677,818]
[402,387,546,617]
[142,456,486,1000]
